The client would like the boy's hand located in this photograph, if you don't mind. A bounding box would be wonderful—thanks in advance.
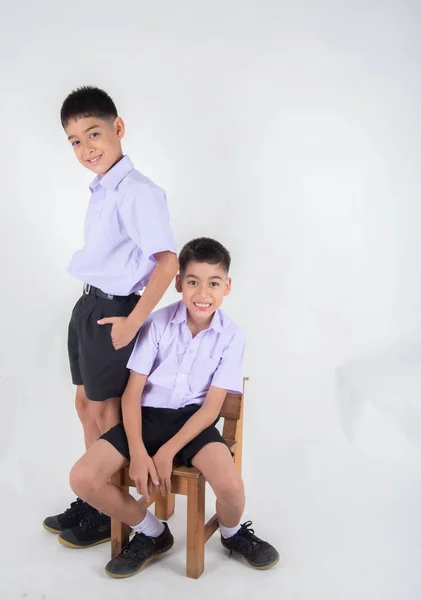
[97,316,139,350]
[152,447,174,497]
[129,452,160,502]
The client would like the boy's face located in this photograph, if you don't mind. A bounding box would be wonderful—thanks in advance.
[176,261,232,325]
[65,116,125,176]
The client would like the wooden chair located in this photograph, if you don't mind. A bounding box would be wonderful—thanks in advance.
[110,378,247,579]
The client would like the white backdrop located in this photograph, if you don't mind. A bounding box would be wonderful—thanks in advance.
[1,1,421,599]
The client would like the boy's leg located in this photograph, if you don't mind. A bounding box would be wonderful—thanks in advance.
[69,439,143,525]
[57,294,132,534]
[43,298,100,534]
[81,295,139,435]
[192,442,279,570]
[44,295,137,535]
[90,395,122,435]
[191,442,245,528]
[67,429,174,578]
[42,386,106,535]
[58,437,143,549]
[75,385,101,449]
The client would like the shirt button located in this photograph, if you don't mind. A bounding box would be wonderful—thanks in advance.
[189,350,194,354]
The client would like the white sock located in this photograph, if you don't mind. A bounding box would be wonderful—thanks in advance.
[219,521,241,539]
[133,509,165,538]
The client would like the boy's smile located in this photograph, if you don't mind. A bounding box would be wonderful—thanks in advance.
[65,116,125,176]
[193,301,212,311]
[176,261,231,333]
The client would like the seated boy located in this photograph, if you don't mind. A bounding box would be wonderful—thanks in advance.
[66,237,279,577]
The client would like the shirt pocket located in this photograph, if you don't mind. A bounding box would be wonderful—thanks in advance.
[148,354,179,390]
[189,356,221,394]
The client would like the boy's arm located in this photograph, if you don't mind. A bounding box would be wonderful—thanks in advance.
[98,251,178,350]
[121,372,160,501]
[97,180,178,351]
[153,386,228,496]
[121,371,148,456]
[127,250,178,329]
[153,328,245,496]
[164,386,227,455]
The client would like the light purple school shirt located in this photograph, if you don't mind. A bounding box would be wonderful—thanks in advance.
[68,156,176,296]
[127,301,245,409]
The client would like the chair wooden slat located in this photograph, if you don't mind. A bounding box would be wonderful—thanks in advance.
[220,393,242,420]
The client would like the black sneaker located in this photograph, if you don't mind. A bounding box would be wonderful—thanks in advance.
[221,521,280,569]
[105,523,174,579]
[58,509,112,549]
[43,498,89,534]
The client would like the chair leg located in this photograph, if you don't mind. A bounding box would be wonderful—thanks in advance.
[155,493,175,521]
[186,475,205,579]
[110,469,130,558]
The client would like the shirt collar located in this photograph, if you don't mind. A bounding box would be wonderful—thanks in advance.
[171,301,224,333]
[89,155,134,192]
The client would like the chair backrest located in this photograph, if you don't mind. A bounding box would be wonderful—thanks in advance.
[220,378,247,473]
[220,392,243,419]
[221,393,243,441]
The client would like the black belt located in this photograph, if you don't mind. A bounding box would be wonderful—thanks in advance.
[83,283,138,302]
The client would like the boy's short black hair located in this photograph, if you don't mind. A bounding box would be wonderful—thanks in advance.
[179,237,231,274]
[60,86,118,128]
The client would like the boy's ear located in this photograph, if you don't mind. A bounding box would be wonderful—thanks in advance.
[114,116,125,140]
[224,277,232,297]
[175,274,182,293]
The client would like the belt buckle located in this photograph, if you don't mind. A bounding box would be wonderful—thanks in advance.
[84,283,91,295]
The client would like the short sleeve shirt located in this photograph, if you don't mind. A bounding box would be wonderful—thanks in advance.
[68,156,176,295]
[127,301,245,408]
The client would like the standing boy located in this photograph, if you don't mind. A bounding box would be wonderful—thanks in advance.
[43,86,178,545]
[66,238,279,576]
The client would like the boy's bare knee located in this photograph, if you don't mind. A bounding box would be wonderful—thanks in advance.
[69,463,87,498]
[215,476,245,505]
[70,462,100,500]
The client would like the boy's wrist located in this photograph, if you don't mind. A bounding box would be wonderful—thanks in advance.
[158,441,177,459]
[128,441,148,459]
[126,311,143,332]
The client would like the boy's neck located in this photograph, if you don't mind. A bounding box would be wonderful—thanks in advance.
[100,151,124,177]
[186,310,215,338]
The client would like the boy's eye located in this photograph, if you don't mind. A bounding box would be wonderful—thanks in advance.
[71,140,80,147]
[89,132,99,139]
[210,282,220,287]
[187,280,197,285]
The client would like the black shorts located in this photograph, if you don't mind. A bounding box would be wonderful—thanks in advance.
[68,291,139,401]
[100,405,228,467]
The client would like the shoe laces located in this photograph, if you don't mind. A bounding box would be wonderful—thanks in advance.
[79,510,101,532]
[228,521,259,558]
[238,521,256,540]
[63,498,86,519]
[123,532,154,558]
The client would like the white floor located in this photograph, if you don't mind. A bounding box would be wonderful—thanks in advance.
[1,453,421,600]
[0,487,283,600]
